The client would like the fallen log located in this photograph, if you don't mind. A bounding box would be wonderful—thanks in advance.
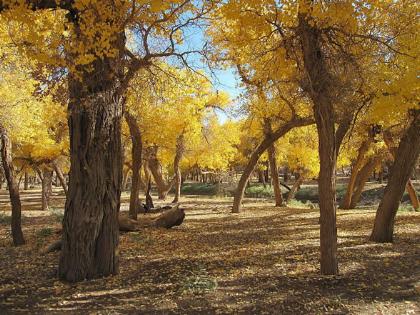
[43,205,185,253]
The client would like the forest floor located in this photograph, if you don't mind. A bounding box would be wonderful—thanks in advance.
[0,189,419,314]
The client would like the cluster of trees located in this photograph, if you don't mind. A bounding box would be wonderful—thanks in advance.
[0,0,418,282]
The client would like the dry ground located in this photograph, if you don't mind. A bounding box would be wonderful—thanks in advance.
[0,189,419,314]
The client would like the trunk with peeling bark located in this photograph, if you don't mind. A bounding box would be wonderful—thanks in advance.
[58,31,126,282]
[299,15,338,275]
[172,134,185,203]
[0,125,25,246]
[41,168,53,211]
[125,111,142,220]
[286,175,304,203]
[371,113,420,242]
[232,117,313,213]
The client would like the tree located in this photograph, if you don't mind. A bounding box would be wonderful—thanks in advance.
[370,112,420,242]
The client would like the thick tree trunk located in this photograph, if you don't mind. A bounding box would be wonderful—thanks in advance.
[340,139,372,209]
[172,134,185,203]
[299,15,338,275]
[58,31,125,282]
[52,161,68,195]
[370,113,420,242]
[232,117,313,213]
[125,111,142,220]
[0,125,25,246]
[267,144,283,207]
[286,175,304,203]
[41,167,53,211]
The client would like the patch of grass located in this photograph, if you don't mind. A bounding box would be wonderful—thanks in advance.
[36,227,53,238]
[398,203,416,212]
[181,183,219,196]
[245,183,274,198]
[287,199,318,209]
[0,212,11,224]
[181,266,217,294]
[49,208,64,223]
[129,232,153,245]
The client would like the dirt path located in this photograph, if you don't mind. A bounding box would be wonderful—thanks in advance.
[0,191,419,314]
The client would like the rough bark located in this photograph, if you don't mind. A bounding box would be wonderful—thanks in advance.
[52,161,68,195]
[0,125,25,246]
[41,167,53,211]
[145,179,154,210]
[172,134,185,203]
[340,138,372,209]
[299,15,338,275]
[286,175,304,203]
[58,29,126,282]
[370,113,420,242]
[232,116,313,213]
[125,111,142,220]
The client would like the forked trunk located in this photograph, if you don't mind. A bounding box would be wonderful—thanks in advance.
[232,117,313,213]
[146,146,174,200]
[125,111,142,220]
[370,113,420,242]
[0,125,25,246]
[340,138,372,209]
[349,156,381,209]
[58,31,125,282]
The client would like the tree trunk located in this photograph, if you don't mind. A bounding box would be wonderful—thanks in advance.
[172,134,185,203]
[52,161,68,195]
[122,168,130,191]
[267,144,283,207]
[146,146,174,200]
[299,15,338,275]
[349,156,382,208]
[125,111,142,220]
[41,167,53,211]
[24,172,29,190]
[370,113,420,242]
[145,179,154,210]
[340,138,372,209]
[383,130,419,210]
[0,125,25,246]
[286,175,304,203]
[232,117,313,213]
[58,30,125,282]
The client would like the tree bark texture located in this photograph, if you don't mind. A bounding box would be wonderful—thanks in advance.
[58,29,126,282]
[145,146,174,200]
[53,161,68,195]
[286,175,304,203]
[370,113,420,242]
